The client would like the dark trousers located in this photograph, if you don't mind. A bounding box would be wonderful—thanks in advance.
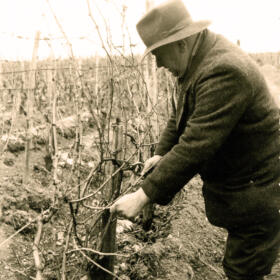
[223,213,280,280]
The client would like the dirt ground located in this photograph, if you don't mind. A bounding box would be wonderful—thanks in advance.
[1,160,280,279]
[0,63,279,279]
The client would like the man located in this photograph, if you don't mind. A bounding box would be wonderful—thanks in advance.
[110,0,280,279]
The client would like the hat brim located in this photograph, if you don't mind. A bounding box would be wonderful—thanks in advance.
[141,20,211,61]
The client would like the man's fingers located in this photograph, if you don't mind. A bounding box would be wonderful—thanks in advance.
[109,203,119,214]
[141,163,153,176]
[141,155,162,176]
[110,202,127,217]
[141,165,149,175]
[110,206,136,222]
[109,189,149,221]
[127,216,136,223]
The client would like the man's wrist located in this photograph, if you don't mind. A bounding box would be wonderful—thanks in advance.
[136,187,151,207]
[154,155,163,159]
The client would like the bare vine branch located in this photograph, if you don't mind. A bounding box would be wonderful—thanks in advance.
[73,238,121,280]
[33,216,44,280]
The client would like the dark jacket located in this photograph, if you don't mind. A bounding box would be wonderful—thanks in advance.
[141,30,280,228]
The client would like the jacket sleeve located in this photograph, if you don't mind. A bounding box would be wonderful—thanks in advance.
[141,66,253,205]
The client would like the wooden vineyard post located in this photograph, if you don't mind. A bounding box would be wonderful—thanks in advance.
[90,118,123,280]
[47,58,59,185]
[45,58,54,172]
[141,0,157,231]
[23,31,40,184]
[142,140,156,231]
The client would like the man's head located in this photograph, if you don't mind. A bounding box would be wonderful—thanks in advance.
[151,34,199,77]
[136,0,211,75]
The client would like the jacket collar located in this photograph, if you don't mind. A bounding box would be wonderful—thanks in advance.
[176,30,217,130]
[179,29,216,86]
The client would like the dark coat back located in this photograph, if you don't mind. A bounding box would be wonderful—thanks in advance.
[141,30,280,228]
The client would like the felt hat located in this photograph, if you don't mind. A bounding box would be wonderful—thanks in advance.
[136,0,211,59]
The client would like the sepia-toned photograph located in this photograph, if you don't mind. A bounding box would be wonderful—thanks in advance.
[0,0,279,279]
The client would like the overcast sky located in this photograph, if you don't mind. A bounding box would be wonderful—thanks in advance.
[0,0,279,60]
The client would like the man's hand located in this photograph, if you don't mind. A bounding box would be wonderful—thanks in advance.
[110,188,151,220]
[141,155,162,176]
